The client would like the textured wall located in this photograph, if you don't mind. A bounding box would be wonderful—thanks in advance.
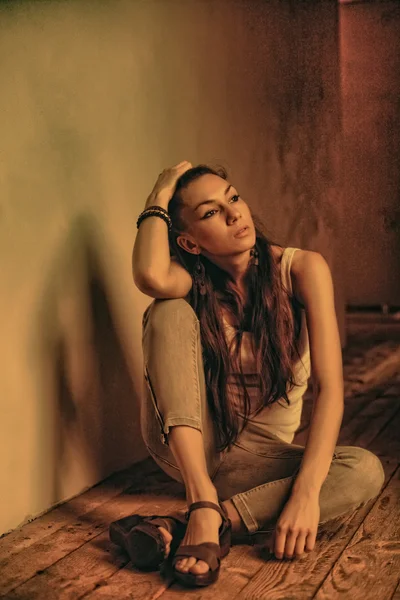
[0,0,342,535]
[340,1,400,305]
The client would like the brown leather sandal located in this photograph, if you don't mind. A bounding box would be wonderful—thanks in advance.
[169,500,232,587]
[109,512,186,571]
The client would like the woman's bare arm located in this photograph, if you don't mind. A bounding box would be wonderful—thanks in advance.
[132,162,193,298]
[134,255,193,299]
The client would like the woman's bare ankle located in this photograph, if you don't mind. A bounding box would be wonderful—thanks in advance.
[185,478,218,506]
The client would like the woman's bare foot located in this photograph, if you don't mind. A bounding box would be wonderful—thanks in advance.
[155,509,186,559]
[157,490,222,575]
[157,526,173,559]
[157,499,246,566]
[174,504,222,575]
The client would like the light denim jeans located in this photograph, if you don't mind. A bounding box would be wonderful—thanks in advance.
[140,298,385,537]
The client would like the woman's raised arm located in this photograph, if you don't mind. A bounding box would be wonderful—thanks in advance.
[132,161,193,298]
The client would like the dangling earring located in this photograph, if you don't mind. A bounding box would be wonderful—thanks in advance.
[250,245,259,266]
[194,253,207,296]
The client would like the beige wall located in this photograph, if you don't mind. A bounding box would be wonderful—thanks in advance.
[0,0,342,535]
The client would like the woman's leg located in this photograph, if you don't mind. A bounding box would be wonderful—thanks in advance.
[141,298,222,480]
[141,299,385,565]
[212,431,385,544]
[141,298,225,575]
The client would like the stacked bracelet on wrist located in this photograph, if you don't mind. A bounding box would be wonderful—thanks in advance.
[136,205,172,231]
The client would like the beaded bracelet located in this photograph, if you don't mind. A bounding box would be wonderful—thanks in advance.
[136,208,172,231]
[143,205,170,216]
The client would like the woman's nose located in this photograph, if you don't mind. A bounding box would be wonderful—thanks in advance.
[227,207,241,222]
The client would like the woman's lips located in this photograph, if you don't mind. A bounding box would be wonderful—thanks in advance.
[234,226,249,238]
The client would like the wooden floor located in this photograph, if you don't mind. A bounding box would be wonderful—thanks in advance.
[1,317,400,600]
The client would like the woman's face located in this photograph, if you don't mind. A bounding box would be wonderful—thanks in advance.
[176,174,256,260]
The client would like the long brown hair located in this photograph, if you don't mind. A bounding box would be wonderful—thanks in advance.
[168,164,304,452]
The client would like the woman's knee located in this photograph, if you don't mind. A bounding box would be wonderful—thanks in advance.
[344,446,385,504]
[145,298,198,334]
[142,298,201,368]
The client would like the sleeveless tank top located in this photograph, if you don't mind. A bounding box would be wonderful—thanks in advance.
[222,247,311,444]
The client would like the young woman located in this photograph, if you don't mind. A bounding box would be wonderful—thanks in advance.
[109,160,385,588]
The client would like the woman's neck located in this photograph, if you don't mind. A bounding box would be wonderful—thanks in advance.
[206,248,252,288]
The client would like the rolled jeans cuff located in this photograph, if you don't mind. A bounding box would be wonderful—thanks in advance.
[230,495,260,534]
[161,416,202,445]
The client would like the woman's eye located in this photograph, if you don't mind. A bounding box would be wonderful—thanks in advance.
[202,195,240,219]
[203,209,217,219]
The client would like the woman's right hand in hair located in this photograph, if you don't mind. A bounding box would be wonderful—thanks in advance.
[147,160,192,208]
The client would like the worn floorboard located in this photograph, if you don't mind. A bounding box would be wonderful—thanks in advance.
[0,459,165,562]
[1,474,184,599]
[314,466,400,600]
[1,320,399,600]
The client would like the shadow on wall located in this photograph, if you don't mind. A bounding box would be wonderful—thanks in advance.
[32,214,144,511]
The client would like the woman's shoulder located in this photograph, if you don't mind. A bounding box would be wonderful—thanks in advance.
[272,245,307,308]
[272,245,306,269]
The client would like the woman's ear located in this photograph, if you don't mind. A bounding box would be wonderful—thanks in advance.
[176,235,200,255]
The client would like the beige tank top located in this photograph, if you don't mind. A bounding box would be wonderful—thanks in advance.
[222,247,311,443]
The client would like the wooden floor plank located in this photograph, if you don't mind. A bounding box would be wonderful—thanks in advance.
[0,458,158,561]
[1,324,398,600]
[342,343,400,396]
[314,467,400,600]
[368,404,400,460]
[338,386,400,448]
[243,379,400,600]
[392,579,400,600]
[150,544,265,600]
[1,473,184,598]
[5,495,185,600]
[91,459,399,600]
[4,527,177,600]
[226,506,373,600]
[84,544,262,600]
[224,460,397,600]
[77,562,175,600]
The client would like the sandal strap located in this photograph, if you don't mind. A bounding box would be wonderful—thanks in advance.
[173,542,220,572]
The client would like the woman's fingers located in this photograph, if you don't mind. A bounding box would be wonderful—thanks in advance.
[294,531,308,557]
[273,526,287,559]
[305,529,317,553]
[271,527,313,559]
[176,161,192,171]
[151,161,192,200]
[282,529,298,558]
[173,160,191,170]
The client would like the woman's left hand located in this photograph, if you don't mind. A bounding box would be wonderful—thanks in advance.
[269,491,320,559]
